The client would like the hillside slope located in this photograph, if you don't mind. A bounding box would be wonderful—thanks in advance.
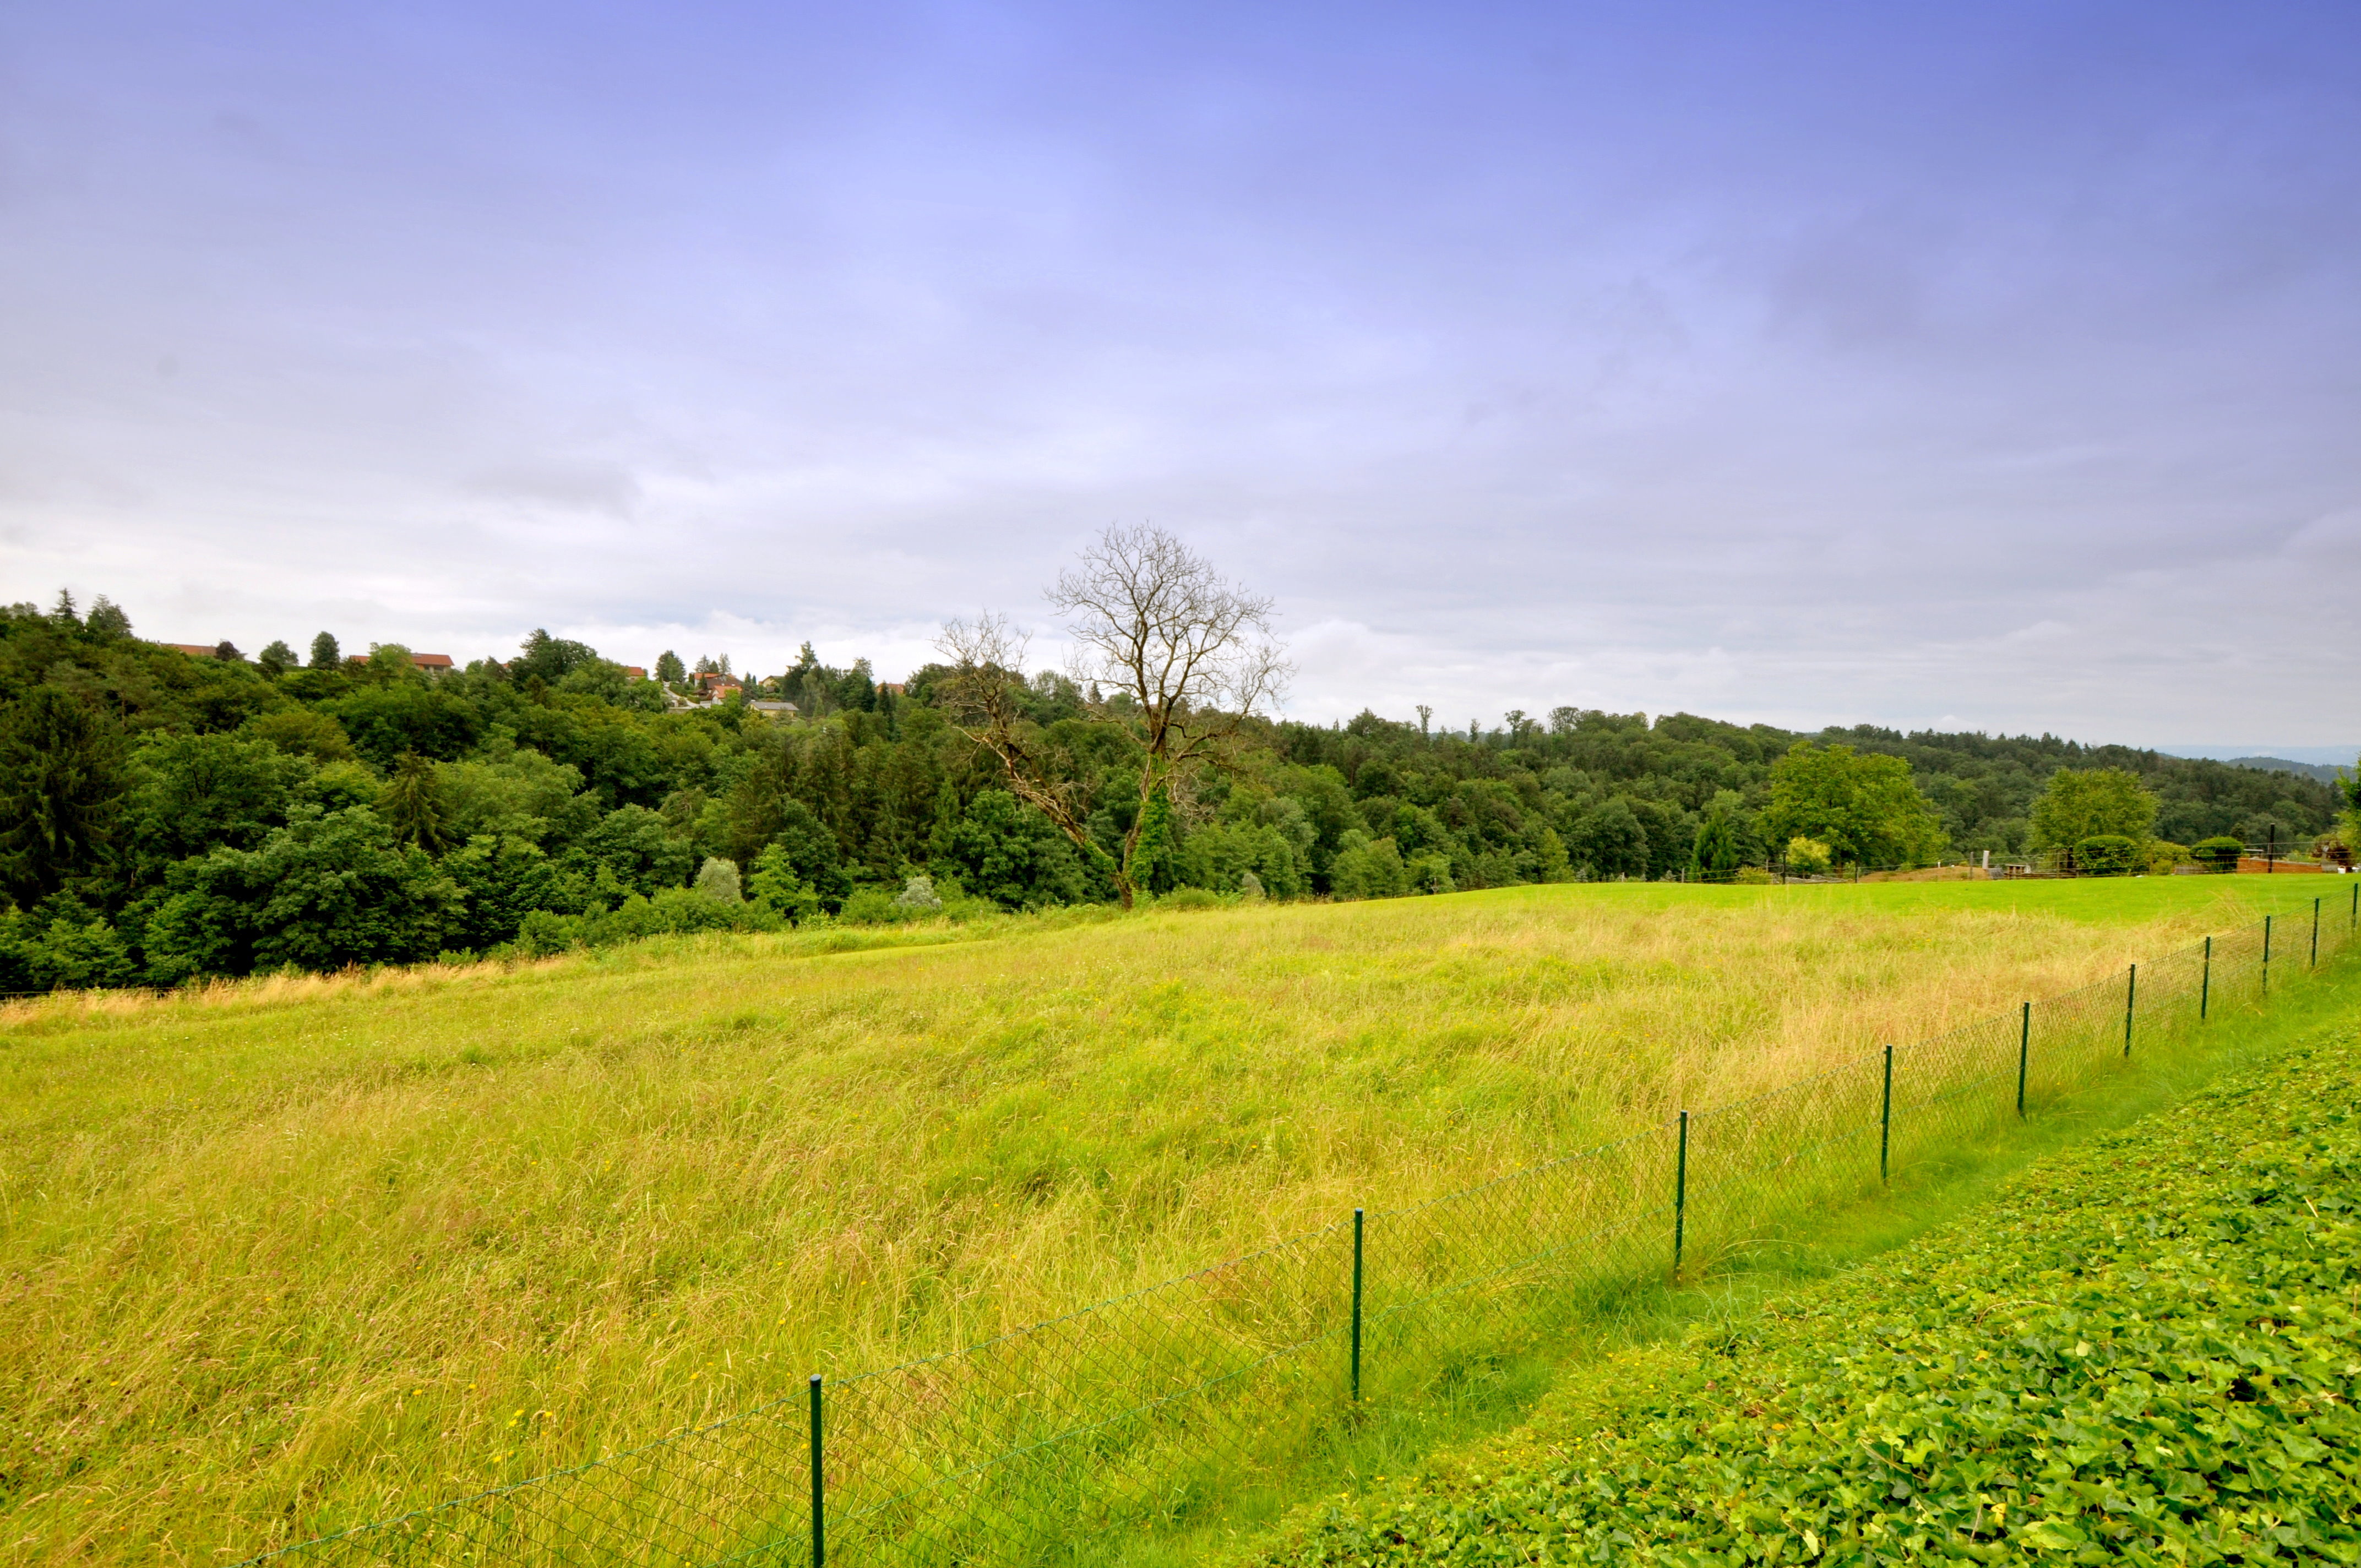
[1,878,2324,1564]
[1255,1026,2361,1565]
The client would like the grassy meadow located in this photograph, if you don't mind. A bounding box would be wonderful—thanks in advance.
[0,875,2346,1563]
[1253,993,2361,1566]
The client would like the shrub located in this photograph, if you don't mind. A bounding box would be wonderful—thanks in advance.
[1733,865,1777,885]
[511,887,782,954]
[1408,851,1455,895]
[693,856,743,903]
[2192,835,2244,873]
[747,843,822,923]
[839,885,906,925]
[514,909,580,957]
[1783,836,1832,876]
[2142,839,2191,875]
[2072,832,2138,875]
[0,902,138,992]
[608,887,748,939]
[1158,886,1223,912]
[893,874,943,912]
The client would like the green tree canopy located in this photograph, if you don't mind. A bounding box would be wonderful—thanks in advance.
[1329,828,1409,899]
[327,683,485,767]
[2027,766,2160,853]
[514,629,601,685]
[126,731,312,874]
[443,834,570,950]
[929,788,1086,909]
[571,804,696,897]
[84,596,132,640]
[143,806,460,980]
[1761,742,1946,867]
[0,687,127,906]
[1690,796,1743,876]
[1573,796,1650,879]
[308,631,341,669]
[245,708,358,763]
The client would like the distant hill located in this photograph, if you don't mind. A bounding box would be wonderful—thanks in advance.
[2227,756,2353,787]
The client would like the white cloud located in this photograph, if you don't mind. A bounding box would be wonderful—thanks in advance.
[4,3,2358,743]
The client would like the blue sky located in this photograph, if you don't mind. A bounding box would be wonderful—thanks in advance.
[3,1,2357,744]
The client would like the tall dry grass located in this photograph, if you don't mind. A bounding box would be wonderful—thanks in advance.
[0,876,2319,1564]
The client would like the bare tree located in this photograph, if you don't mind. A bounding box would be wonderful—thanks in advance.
[937,525,1290,907]
[934,611,1107,870]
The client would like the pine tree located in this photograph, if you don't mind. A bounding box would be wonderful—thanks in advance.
[0,687,127,904]
[377,753,450,856]
[84,596,132,640]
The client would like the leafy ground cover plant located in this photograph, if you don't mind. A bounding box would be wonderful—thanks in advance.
[1257,1029,2361,1565]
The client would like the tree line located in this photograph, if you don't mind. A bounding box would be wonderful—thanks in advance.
[0,582,2345,994]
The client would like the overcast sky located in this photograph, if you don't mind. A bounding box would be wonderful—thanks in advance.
[3,1,2357,747]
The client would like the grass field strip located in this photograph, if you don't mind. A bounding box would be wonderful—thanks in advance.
[232,890,2361,1568]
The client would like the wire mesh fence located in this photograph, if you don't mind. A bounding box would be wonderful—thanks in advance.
[237,888,2361,1568]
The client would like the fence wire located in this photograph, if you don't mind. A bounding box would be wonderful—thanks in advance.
[235,889,2361,1568]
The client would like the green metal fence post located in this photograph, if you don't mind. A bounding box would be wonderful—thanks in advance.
[1350,1208,1364,1404]
[1672,1110,1689,1280]
[809,1375,824,1568]
[2313,897,2321,968]
[2016,1002,2029,1117]
[2124,963,2136,1057]
[2352,881,2357,932]
[1879,1044,1892,1183]
[2201,935,2211,1020]
[2264,914,2273,998]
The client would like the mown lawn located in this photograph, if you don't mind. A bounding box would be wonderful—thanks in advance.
[0,875,2341,1563]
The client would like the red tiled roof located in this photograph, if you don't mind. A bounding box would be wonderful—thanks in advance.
[167,643,219,658]
[346,650,454,669]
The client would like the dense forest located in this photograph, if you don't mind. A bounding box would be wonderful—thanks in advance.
[0,592,2346,993]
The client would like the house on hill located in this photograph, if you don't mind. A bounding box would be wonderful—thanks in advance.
[346,650,455,676]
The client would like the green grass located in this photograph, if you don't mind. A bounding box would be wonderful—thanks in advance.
[1245,963,2361,1565]
[0,875,2350,1564]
